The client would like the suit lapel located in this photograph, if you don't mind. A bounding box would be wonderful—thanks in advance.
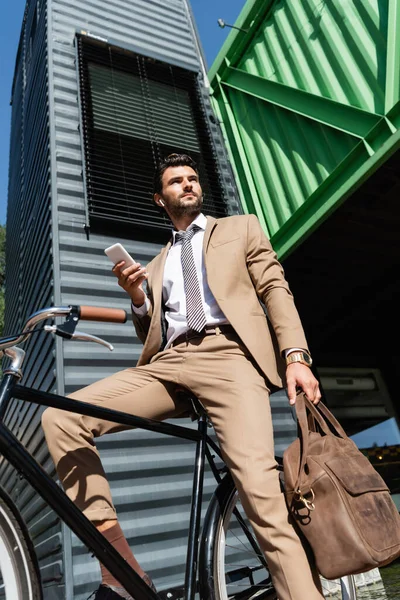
[142,240,171,355]
[203,216,217,254]
[151,241,171,312]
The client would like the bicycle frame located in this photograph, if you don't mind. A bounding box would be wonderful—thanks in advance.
[0,370,224,600]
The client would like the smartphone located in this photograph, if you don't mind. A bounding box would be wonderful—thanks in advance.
[104,243,137,268]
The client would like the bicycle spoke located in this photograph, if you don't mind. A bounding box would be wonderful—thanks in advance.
[231,507,267,567]
[224,540,264,560]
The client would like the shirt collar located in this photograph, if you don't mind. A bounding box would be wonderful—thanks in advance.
[172,213,207,244]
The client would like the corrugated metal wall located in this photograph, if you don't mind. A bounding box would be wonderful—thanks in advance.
[1,0,65,594]
[209,0,400,257]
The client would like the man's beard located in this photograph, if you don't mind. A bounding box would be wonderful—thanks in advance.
[169,194,203,218]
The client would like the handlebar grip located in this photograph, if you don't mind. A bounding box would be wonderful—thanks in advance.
[78,306,128,323]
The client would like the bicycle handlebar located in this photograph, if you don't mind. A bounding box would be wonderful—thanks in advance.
[0,305,128,352]
[79,306,127,323]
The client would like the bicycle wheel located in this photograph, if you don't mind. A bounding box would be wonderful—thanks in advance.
[200,474,358,600]
[0,488,42,599]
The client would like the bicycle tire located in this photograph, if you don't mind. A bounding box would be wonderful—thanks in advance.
[0,487,42,600]
[200,473,358,600]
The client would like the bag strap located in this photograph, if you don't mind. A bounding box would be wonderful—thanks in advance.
[293,392,349,495]
[314,399,348,439]
[302,395,348,439]
[293,393,313,494]
[303,398,331,434]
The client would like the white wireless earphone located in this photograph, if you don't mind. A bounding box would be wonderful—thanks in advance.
[159,200,165,207]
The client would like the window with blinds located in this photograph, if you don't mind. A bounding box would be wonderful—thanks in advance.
[76,34,228,237]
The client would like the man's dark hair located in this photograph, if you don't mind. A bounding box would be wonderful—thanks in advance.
[153,153,199,196]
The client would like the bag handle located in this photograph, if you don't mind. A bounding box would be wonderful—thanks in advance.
[303,398,331,435]
[293,393,314,495]
[293,392,349,495]
[314,399,348,439]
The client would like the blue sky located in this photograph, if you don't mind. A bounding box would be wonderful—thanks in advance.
[0,0,246,225]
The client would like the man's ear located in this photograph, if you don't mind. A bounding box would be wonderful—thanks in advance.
[154,193,164,207]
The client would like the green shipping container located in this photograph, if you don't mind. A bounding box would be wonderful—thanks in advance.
[209,0,400,434]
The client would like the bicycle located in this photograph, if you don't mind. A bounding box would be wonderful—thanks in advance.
[0,305,362,600]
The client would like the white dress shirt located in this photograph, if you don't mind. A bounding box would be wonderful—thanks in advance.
[162,213,228,347]
[133,213,302,357]
[133,214,228,348]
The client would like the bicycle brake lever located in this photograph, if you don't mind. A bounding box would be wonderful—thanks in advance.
[44,325,114,351]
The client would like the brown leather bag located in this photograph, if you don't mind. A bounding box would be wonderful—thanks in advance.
[283,392,400,580]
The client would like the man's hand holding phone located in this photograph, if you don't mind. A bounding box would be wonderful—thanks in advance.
[113,261,148,307]
[105,243,148,307]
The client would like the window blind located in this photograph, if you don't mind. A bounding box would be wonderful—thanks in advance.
[76,34,228,237]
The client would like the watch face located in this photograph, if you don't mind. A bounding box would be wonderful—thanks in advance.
[303,353,312,366]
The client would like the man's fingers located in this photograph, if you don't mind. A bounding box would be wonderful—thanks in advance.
[112,260,126,276]
[304,383,322,405]
[287,379,297,405]
[126,268,147,283]
[112,262,142,277]
[312,385,322,405]
[115,263,147,284]
[125,273,148,289]
[121,263,142,276]
[286,364,322,406]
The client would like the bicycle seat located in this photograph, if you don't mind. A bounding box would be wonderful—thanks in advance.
[175,387,208,421]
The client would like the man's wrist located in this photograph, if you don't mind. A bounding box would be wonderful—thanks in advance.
[130,290,146,307]
[285,351,312,368]
[132,298,145,308]
[131,296,150,316]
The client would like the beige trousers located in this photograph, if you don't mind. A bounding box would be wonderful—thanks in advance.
[42,332,323,600]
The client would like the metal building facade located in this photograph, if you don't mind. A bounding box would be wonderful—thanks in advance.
[1,0,60,593]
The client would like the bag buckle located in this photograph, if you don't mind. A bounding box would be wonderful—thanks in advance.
[295,488,315,511]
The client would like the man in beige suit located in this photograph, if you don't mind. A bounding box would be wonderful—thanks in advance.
[42,154,323,600]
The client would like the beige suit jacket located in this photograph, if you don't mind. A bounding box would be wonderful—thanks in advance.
[132,214,309,389]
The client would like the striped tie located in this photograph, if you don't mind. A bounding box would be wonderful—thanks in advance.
[175,226,207,333]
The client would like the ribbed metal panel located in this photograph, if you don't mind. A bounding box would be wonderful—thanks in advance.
[238,0,388,114]
[51,0,201,73]
[58,227,161,393]
[2,1,65,598]
[209,0,400,257]
[226,89,358,235]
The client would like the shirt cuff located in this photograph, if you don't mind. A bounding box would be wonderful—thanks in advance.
[284,347,306,359]
[131,297,150,317]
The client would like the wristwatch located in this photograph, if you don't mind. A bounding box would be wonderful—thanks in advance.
[286,351,313,368]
